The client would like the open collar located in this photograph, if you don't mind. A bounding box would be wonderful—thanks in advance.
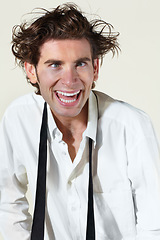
[47,90,98,146]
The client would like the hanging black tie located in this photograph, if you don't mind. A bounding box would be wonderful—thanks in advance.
[31,102,95,239]
[86,137,95,240]
[31,102,47,240]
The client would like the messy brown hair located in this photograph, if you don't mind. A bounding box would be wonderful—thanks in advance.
[12,3,120,93]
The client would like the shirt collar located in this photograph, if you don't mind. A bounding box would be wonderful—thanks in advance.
[47,90,98,146]
[84,90,98,147]
[47,106,61,143]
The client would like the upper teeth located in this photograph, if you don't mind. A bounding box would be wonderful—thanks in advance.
[56,90,80,96]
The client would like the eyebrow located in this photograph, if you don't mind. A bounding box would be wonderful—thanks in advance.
[44,57,91,65]
[44,59,63,65]
[75,57,91,63]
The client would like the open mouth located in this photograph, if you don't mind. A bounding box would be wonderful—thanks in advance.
[55,90,81,104]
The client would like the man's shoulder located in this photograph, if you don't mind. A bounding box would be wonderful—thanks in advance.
[94,90,151,127]
[3,92,44,121]
[8,92,43,108]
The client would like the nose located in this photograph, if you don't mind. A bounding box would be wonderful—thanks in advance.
[61,66,78,87]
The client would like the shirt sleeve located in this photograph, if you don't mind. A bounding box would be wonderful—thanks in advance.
[0,114,32,239]
[127,116,160,239]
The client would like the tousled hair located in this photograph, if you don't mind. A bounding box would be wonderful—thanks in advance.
[12,3,120,93]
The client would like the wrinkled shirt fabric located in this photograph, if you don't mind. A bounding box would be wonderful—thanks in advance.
[0,90,160,240]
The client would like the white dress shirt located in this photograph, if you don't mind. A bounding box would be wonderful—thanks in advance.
[0,90,160,240]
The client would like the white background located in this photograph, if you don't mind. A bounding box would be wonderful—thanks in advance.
[0,0,160,239]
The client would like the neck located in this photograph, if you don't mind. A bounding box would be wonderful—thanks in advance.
[51,103,88,162]
[53,103,88,134]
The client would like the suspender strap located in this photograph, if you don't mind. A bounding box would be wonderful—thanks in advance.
[86,137,95,240]
[31,102,95,239]
[31,102,47,240]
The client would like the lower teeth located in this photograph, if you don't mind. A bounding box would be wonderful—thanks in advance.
[59,98,76,103]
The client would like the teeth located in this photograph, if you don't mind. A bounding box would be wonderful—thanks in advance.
[56,90,80,97]
[59,98,76,103]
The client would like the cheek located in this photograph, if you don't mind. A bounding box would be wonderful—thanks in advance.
[38,71,56,89]
[41,69,53,80]
[78,69,94,83]
[85,74,95,88]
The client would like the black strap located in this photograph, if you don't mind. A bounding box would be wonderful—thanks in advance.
[86,137,95,239]
[31,102,47,240]
[31,102,95,239]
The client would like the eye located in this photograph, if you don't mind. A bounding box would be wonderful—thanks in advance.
[51,63,60,69]
[76,61,86,67]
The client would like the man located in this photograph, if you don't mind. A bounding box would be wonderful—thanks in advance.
[0,3,160,240]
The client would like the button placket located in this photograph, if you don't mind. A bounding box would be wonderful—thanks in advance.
[67,179,81,240]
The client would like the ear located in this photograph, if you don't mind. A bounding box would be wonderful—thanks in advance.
[93,58,99,82]
[24,62,38,84]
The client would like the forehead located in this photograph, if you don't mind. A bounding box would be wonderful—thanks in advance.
[39,38,92,60]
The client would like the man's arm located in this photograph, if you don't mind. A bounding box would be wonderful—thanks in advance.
[0,115,32,239]
[127,117,160,239]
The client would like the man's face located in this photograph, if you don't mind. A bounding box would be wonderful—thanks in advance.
[25,39,99,121]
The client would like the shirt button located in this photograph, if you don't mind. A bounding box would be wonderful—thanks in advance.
[68,180,72,185]
[71,206,76,211]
